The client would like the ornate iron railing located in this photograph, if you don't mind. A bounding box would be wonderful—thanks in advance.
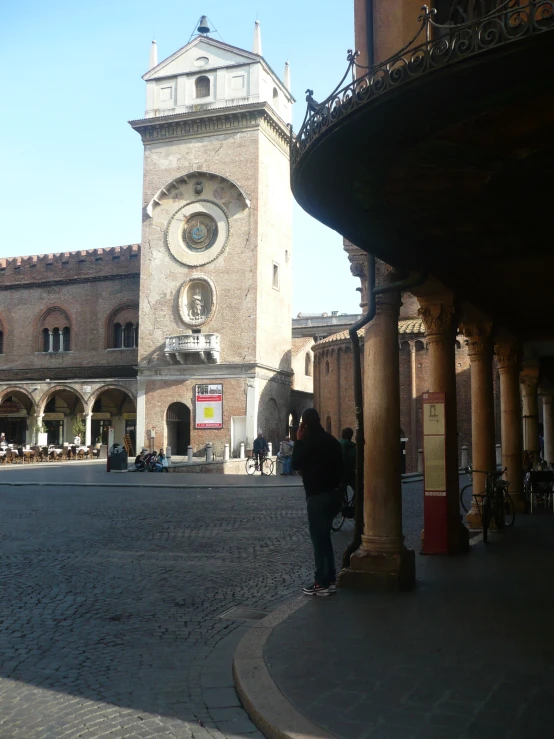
[290,1,554,167]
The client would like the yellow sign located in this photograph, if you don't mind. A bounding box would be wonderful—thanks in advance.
[423,435,446,491]
[204,407,214,419]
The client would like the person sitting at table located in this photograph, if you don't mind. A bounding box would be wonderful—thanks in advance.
[0,432,6,446]
[74,434,81,446]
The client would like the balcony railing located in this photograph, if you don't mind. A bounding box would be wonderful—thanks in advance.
[290,1,554,168]
[165,333,221,364]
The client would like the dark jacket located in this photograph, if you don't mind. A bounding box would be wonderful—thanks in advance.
[292,425,343,497]
[339,439,356,484]
[253,436,269,454]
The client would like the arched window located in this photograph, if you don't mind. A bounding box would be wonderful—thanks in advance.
[415,340,425,352]
[107,305,138,349]
[326,416,332,434]
[52,328,60,353]
[113,323,122,349]
[272,87,279,109]
[305,353,312,377]
[195,76,210,98]
[39,307,71,353]
[325,360,330,374]
[123,322,135,348]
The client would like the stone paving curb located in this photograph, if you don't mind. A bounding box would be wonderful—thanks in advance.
[233,596,333,739]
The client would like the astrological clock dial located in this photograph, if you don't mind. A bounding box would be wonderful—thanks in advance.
[165,199,230,267]
[182,213,218,252]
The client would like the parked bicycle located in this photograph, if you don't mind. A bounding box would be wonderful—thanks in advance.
[460,466,515,542]
[245,454,274,475]
[331,483,355,532]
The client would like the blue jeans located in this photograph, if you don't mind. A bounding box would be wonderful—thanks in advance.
[282,456,292,475]
[307,490,340,587]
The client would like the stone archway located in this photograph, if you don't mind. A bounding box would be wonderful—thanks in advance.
[0,388,37,446]
[166,403,191,455]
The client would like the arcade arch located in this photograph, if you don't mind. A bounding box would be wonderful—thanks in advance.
[166,402,191,455]
[38,386,86,446]
[88,386,137,450]
[0,388,36,445]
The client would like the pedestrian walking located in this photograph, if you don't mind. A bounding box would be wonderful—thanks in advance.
[292,408,343,596]
[279,436,294,475]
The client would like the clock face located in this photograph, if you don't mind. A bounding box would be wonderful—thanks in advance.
[182,213,218,252]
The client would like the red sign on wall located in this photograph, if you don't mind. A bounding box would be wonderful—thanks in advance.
[0,402,22,415]
[422,392,448,554]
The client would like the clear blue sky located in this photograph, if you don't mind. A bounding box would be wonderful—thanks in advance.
[1,0,361,316]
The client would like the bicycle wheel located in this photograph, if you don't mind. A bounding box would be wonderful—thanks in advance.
[263,458,274,475]
[504,493,515,527]
[460,483,473,514]
[246,457,256,475]
[331,488,348,532]
[482,497,491,544]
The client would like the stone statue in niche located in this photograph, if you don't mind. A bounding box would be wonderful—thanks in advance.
[189,291,206,321]
[182,279,214,326]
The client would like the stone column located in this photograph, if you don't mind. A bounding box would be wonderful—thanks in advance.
[410,342,418,472]
[85,412,92,447]
[48,330,54,353]
[521,363,540,465]
[418,295,469,553]
[495,343,524,511]
[340,263,415,590]
[542,395,554,465]
[461,321,496,528]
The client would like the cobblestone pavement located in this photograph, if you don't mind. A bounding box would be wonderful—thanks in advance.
[0,475,424,738]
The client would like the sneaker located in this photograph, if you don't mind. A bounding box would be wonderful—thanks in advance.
[302,582,330,597]
[329,582,337,593]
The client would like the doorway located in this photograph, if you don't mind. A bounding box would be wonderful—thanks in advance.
[166,403,191,455]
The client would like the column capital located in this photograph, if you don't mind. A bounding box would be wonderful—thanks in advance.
[417,295,457,344]
[460,320,493,360]
[520,362,540,395]
[344,241,369,311]
[494,342,521,373]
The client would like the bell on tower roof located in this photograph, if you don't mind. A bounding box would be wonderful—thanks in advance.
[148,40,158,70]
[253,20,262,55]
[197,15,211,34]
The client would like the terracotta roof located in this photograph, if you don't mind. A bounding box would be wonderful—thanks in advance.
[291,336,313,357]
[313,318,424,348]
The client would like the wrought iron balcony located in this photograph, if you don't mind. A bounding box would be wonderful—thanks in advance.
[290,1,554,170]
[165,333,221,364]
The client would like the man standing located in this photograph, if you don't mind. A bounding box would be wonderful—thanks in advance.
[253,432,269,474]
[279,436,294,475]
[292,409,343,596]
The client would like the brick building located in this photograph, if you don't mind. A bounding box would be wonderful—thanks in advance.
[0,25,297,457]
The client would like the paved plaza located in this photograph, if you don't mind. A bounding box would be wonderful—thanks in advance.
[0,462,424,738]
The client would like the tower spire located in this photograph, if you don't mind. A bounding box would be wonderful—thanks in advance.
[253,20,262,55]
[149,40,158,70]
[284,61,291,91]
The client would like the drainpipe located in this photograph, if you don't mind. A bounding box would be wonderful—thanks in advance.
[342,257,427,568]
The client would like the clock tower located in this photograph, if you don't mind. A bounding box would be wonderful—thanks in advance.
[130,23,294,456]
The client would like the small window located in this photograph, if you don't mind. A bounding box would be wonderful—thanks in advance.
[52,328,61,353]
[272,263,280,290]
[113,323,122,349]
[123,322,135,349]
[134,323,139,348]
[273,87,279,108]
[43,328,50,352]
[455,340,461,350]
[305,353,312,377]
[325,360,330,374]
[0,330,4,354]
[195,76,210,99]
[63,326,71,352]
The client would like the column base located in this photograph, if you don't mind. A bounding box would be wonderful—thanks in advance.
[510,493,527,514]
[338,546,415,591]
[422,523,469,554]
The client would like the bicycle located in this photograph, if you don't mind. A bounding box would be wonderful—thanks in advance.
[460,467,515,543]
[245,454,274,475]
[331,483,355,532]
